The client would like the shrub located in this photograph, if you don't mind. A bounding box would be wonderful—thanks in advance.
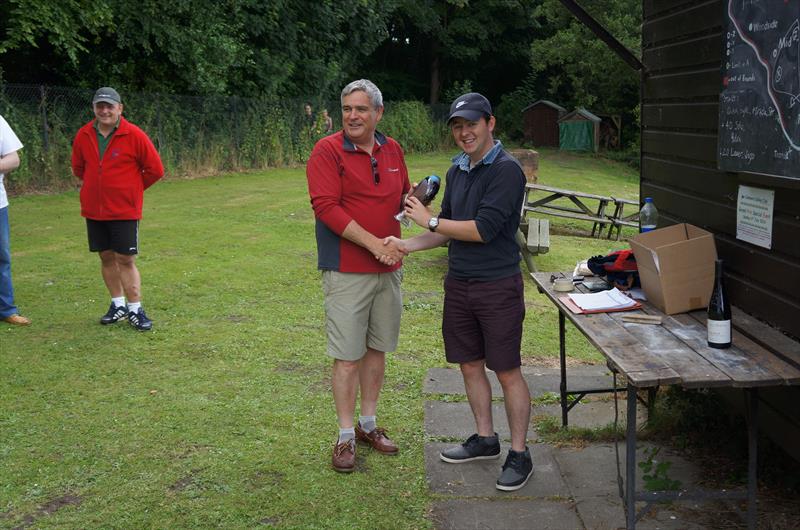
[1,85,451,192]
[381,101,448,153]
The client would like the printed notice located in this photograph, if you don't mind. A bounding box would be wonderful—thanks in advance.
[736,185,774,249]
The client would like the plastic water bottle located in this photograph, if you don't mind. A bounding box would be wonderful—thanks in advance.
[639,197,658,232]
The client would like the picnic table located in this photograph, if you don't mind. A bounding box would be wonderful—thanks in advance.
[530,271,800,529]
[521,183,640,239]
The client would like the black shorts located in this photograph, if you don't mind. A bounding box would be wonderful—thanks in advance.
[442,273,525,372]
[86,219,139,254]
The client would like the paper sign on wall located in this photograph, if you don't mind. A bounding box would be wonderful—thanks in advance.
[736,185,774,249]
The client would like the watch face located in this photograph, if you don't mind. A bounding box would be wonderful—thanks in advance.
[428,217,438,231]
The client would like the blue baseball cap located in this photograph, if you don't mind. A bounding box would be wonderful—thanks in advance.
[447,92,492,124]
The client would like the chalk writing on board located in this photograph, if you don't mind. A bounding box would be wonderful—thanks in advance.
[718,1,800,178]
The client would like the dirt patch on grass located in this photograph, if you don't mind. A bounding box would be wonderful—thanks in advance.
[310,373,332,393]
[168,469,201,493]
[521,355,593,368]
[248,470,285,490]
[274,361,305,374]
[173,443,213,460]
[11,493,82,529]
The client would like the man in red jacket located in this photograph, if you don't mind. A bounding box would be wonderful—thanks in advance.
[72,87,164,331]
[307,79,409,473]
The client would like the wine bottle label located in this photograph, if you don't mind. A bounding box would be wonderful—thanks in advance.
[707,319,731,344]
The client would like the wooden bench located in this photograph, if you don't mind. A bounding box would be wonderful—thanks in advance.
[516,219,550,273]
[521,183,613,237]
[530,271,800,529]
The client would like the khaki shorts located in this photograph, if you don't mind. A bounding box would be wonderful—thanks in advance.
[322,269,403,361]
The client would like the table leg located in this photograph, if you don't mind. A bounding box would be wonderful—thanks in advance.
[747,388,758,530]
[560,311,568,428]
[626,384,637,529]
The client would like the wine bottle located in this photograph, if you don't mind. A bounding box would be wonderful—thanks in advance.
[707,259,732,349]
[394,175,441,223]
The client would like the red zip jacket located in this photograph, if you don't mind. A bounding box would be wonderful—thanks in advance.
[72,116,164,220]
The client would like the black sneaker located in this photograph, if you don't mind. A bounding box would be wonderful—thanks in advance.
[100,303,127,325]
[496,447,534,491]
[128,307,152,331]
[440,433,501,463]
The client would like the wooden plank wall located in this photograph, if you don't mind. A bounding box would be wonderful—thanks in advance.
[641,0,800,340]
[642,0,800,460]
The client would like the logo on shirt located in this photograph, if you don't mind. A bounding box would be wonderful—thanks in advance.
[111,149,120,158]
[387,168,400,172]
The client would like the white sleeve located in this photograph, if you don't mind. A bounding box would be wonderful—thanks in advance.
[0,115,24,156]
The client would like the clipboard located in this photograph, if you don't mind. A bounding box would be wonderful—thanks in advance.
[558,295,642,315]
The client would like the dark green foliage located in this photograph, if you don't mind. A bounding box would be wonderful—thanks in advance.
[381,101,449,153]
[1,0,644,171]
[638,446,682,491]
[0,0,391,99]
[525,0,641,146]
[0,85,451,191]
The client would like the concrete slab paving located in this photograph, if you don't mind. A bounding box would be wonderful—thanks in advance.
[425,442,569,498]
[423,365,752,530]
[553,442,729,529]
[424,366,616,398]
[430,498,582,530]
[424,401,538,442]
[552,442,702,498]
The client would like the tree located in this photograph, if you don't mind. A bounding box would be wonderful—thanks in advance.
[367,0,539,104]
[0,0,393,100]
[528,0,641,115]
[0,0,112,84]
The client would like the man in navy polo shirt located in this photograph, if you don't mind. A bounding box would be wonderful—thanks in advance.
[384,92,533,491]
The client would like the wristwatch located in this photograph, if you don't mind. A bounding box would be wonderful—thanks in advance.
[427,216,439,232]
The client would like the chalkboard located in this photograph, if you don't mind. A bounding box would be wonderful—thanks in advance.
[718,1,800,178]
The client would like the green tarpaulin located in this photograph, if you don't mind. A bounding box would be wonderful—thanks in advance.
[559,120,594,151]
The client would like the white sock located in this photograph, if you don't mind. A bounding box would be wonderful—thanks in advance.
[127,301,141,313]
[112,296,126,308]
[338,427,355,443]
[359,415,376,433]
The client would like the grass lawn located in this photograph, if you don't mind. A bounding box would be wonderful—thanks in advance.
[1,148,639,528]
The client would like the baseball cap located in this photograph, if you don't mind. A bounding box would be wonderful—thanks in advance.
[92,87,121,105]
[447,92,492,124]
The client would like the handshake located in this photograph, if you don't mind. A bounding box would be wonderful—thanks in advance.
[373,175,441,266]
[374,236,409,266]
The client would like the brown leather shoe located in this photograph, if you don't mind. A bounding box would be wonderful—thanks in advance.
[3,314,31,326]
[355,424,399,455]
[332,438,355,473]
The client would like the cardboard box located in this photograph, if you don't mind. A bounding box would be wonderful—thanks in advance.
[629,223,717,315]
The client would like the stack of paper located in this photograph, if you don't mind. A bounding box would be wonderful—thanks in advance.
[567,288,638,311]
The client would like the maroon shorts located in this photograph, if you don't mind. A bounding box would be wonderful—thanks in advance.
[442,273,525,372]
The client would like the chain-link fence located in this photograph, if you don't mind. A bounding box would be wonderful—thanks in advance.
[0,84,449,193]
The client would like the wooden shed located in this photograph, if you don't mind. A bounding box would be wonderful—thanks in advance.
[559,0,800,462]
[640,1,800,459]
[521,99,565,147]
[558,108,601,152]
[596,113,621,150]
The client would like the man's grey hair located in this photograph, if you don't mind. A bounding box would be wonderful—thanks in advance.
[341,79,383,109]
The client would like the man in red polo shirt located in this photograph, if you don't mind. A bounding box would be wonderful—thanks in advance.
[72,87,164,331]
[307,79,410,473]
